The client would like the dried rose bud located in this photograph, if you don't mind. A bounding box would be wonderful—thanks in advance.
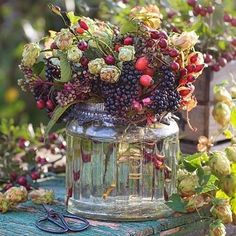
[185,194,205,213]
[0,193,11,213]
[4,186,28,204]
[220,174,236,197]
[209,220,226,236]
[209,151,231,177]
[100,65,120,83]
[88,58,105,75]
[225,145,236,162]
[212,102,231,127]
[21,43,41,68]
[210,199,233,224]
[177,173,199,197]
[67,46,82,62]
[54,28,74,50]
[29,189,54,204]
[118,46,135,62]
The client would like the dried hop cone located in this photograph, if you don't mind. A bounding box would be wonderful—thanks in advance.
[0,193,11,213]
[4,186,28,205]
[185,194,206,213]
[209,151,231,177]
[209,220,226,236]
[118,46,135,62]
[88,58,105,75]
[54,28,74,50]
[177,172,199,197]
[210,199,233,224]
[21,43,41,68]
[67,46,83,62]
[100,66,120,83]
[29,189,54,204]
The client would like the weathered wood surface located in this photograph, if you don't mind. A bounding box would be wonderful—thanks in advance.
[0,176,216,236]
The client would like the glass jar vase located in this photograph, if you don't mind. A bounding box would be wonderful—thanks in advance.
[66,103,179,221]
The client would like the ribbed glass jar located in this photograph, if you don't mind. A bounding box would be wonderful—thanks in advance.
[66,103,179,221]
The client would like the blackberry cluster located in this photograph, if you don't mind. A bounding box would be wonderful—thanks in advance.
[148,66,181,115]
[45,59,61,82]
[101,62,141,117]
[33,81,52,101]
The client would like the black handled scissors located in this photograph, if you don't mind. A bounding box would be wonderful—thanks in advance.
[36,204,89,234]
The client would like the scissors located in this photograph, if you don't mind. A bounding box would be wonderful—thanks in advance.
[36,204,90,234]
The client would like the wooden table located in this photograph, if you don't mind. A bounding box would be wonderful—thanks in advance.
[0,176,218,236]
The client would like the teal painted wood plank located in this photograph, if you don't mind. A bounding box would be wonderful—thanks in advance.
[0,176,211,236]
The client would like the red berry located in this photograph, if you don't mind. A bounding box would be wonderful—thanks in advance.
[31,171,40,180]
[77,41,88,51]
[46,100,55,110]
[187,0,196,7]
[186,64,196,73]
[212,64,220,72]
[140,75,153,87]
[179,88,192,97]
[195,64,205,72]
[132,100,142,112]
[146,39,155,47]
[114,44,121,52]
[231,18,236,27]
[18,137,26,149]
[36,100,45,109]
[105,55,115,65]
[207,6,215,14]
[158,31,168,40]
[150,31,159,39]
[186,74,196,82]
[79,20,89,30]
[10,172,18,182]
[224,13,232,23]
[80,56,89,67]
[167,10,177,19]
[190,54,198,63]
[123,37,133,45]
[143,67,155,77]
[17,176,27,186]
[142,97,152,106]
[204,53,213,63]
[180,68,188,76]
[200,8,207,17]
[158,38,168,48]
[179,78,187,85]
[49,132,58,141]
[76,27,84,34]
[218,57,227,67]
[50,42,58,50]
[170,61,180,71]
[135,56,149,71]
[169,49,179,57]
[193,4,202,14]
[231,39,236,47]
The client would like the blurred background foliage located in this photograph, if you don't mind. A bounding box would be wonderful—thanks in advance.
[0,0,235,125]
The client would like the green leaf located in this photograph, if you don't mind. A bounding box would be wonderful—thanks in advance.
[58,52,72,83]
[230,197,236,214]
[45,104,72,137]
[182,153,208,172]
[33,61,45,75]
[216,190,230,199]
[120,20,138,34]
[196,174,218,194]
[218,40,227,50]
[166,194,187,213]
[67,12,80,25]
[231,107,236,129]
[223,129,233,139]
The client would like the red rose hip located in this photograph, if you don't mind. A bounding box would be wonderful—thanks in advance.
[135,56,149,71]
[140,75,153,87]
[36,100,45,109]
[123,37,133,45]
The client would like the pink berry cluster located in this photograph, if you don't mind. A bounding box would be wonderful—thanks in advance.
[187,0,215,16]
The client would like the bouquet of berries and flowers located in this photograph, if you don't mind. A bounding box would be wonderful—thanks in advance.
[18,4,205,130]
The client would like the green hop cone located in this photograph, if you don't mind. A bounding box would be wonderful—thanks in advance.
[177,173,199,197]
[54,28,74,50]
[225,145,236,162]
[212,102,231,127]
[100,66,120,83]
[185,194,205,213]
[209,151,231,177]
[210,199,233,224]
[209,220,226,236]
[21,43,41,68]
[4,186,28,205]
[118,46,135,62]
[214,87,232,107]
[67,46,82,62]
[88,58,105,75]
[220,174,236,197]
[29,189,54,204]
[0,193,11,213]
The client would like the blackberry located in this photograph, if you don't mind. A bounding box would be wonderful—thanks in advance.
[45,59,61,82]
[101,62,141,117]
[33,80,52,101]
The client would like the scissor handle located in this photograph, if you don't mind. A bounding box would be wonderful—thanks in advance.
[36,216,68,234]
[62,213,90,232]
